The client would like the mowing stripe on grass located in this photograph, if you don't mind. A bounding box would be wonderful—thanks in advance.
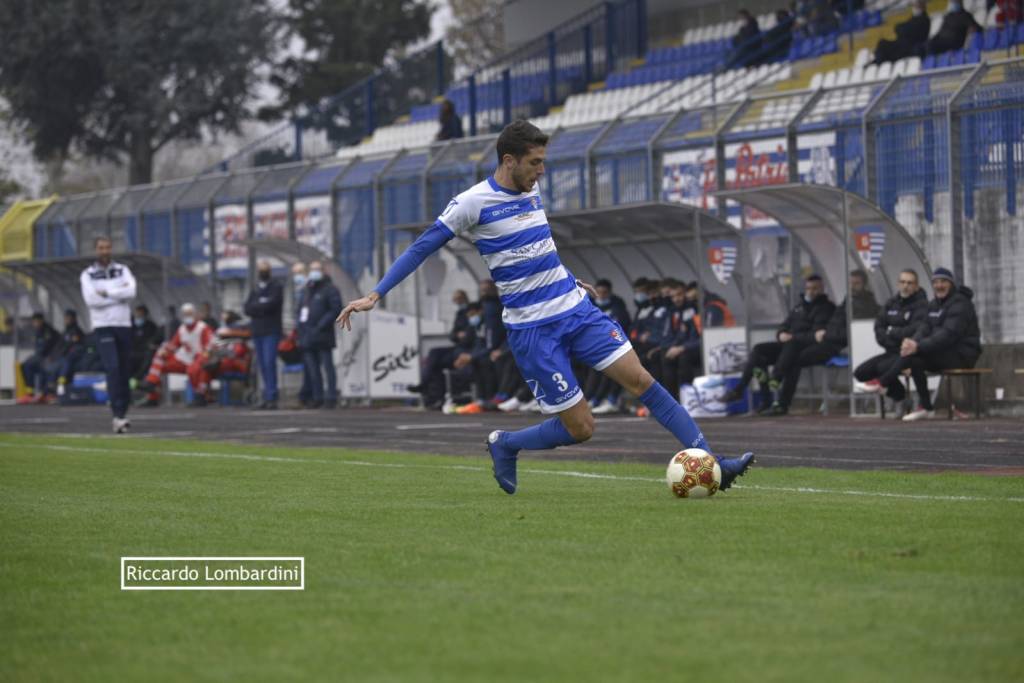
[2,441,1023,504]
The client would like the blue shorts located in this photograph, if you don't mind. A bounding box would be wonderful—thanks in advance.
[506,303,632,414]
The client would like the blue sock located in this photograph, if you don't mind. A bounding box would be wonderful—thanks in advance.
[503,417,578,451]
[639,382,713,454]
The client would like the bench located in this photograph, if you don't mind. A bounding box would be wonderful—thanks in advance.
[941,368,993,420]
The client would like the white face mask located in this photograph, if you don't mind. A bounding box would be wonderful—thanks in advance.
[308,270,323,282]
[468,314,482,327]
[293,274,307,287]
[182,316,195,326]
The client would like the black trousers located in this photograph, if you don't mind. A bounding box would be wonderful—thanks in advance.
[419,346,458,404]
[660,351,702,403]
[854,352,906,400]
[878,348,975,411]
[95,326,133,419]
[738,340,810,389]
[777,342,842,409]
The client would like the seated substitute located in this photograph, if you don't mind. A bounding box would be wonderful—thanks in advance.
[52,309,87,397]
[657,281,703,403]
[763,270,880,416]
[409,296,478,410]
[136,303,214,406]
[723,274,835,409]
[873,268,981,421]
[129,305,164,381]
[17,313,60,404]
[855,268,928,409]
[187,311,253,407]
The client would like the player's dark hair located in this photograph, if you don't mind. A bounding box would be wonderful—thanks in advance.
[661,277,682,289]
[900,268,918,283]
[31,311,44,320]
[595,278,612,290]
[850,268,868,283]
[466,300,483,312]
[496,120,549,163]
[135,304,149,314]
[632,277,650,288]
[94,235,111,247]
[806,274,823,283]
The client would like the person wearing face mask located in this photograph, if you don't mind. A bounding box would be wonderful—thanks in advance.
[873,268,981,421]
[286,262,313,407]
[129,305,163,383]
[136,302,214,407]
[297,260,343,409]
[244,259,284,410]
[926,0,982,56]
[873,0,930,65]
[856,268,929,412]
[407,289,472,409]
[723,274,835,411]
[584,279,630,414]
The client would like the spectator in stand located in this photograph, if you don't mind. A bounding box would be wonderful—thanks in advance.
[728,9,763,69]
[16,312,60,404]
[722,274,835,411]
[408,289,473,409]
[831,0,864,16]
[164,305,180,341]
[136,303,214,406]
[187,311,253,407]
[436,99,464,141]
[807,0,840,36]
[760,9,795,63]
[52,309,87,398]
[995,0,1021,25]
[767,270,879,416]
[244,259,284,410]
[873,268,981,421]
[658,281,703,403]
[701,288,736,328]
[926,1,982,56]
[298,260,343,409]
[855,268,928,412]
[129,305,163,381]
[873,0,930,64]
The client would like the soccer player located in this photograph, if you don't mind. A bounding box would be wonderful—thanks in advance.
[80,236,136,433]
[337,120,754,494]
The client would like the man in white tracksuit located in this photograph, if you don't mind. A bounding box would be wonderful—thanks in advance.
[80,236,136,433]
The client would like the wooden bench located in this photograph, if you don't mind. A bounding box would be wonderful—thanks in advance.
[941,368,993,419]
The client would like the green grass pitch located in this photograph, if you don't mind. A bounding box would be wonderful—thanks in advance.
[2,433,1023,682]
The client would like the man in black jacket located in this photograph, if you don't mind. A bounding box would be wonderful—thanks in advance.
[129,305,163,381]
[298,261,343,408]
[728,9,762,69]
[876,268,981,421]
[408,289,472,409]
[244,259,285,409]
[766,270,879,416]
[723,274,835,411]
[17,313,60,403]
[855,269,928,405]
[926,1,982,56]
[760,9,794,63]
[53,309,87,395]
[874,0,930,64]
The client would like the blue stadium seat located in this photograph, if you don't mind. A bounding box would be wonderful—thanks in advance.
[923,54,936,69]
[936,51,951,68]
[1017,22,1024,45]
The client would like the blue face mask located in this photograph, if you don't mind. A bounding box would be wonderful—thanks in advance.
[293,274,307,288]
[468,314,482,327]
[308,270,323,282]
[595,297,611,307]
[634,293,649,304]
[133,317,145,326]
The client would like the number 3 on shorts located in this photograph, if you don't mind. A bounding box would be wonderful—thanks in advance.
[552,372,568,392]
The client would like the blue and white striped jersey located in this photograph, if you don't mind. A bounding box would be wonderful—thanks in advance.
[437,176,589,329]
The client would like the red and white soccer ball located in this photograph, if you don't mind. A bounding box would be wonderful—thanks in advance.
[666,448,721,498]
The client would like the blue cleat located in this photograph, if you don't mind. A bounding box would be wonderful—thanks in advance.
[486,430,518,494]
[718,452,755,491]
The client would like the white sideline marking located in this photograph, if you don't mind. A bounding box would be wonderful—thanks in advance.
[2,442,1023,504]
[395,422,485,431]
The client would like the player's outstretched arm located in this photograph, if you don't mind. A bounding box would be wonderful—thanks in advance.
[336,292,380,331]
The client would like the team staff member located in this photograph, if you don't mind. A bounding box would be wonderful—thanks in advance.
[80,236,136,434]
[244,259,284,410]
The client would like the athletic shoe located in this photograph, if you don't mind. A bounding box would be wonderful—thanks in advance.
[456,402,485,415]
[858,380,885,394]
[902,407,936,422]
[721,387,745,403]
[765,402,788,417]
[112,417,131,434]
[486,430,518,494]
[591,399,619,415]
[518,399,541,412]
[442,400,459,415]
[136,379,157,393]
[497,396,522,412]
[718,452,755,491]
[134,397,160,408]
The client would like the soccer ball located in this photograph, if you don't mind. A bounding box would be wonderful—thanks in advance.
[666,449,721,498]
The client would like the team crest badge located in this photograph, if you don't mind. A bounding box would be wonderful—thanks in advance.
[708,240,738,285]
[855,225,885,271]
[609,328,623,343]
